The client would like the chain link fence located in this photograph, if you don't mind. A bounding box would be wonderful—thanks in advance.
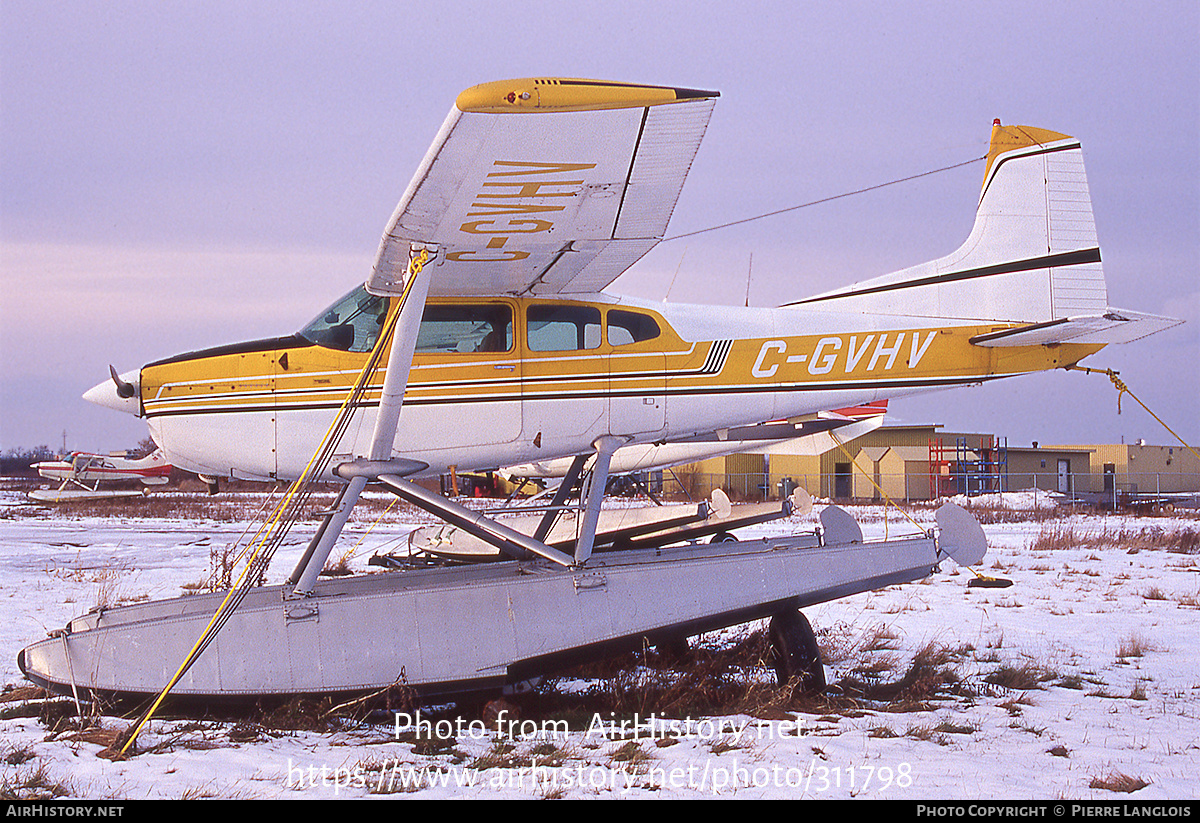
[659,470,1200,509]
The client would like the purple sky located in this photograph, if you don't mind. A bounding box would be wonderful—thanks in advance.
[2,1,1197,456]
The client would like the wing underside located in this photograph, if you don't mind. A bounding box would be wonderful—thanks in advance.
[367,79,718,298]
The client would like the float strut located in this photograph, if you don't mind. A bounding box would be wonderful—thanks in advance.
[574,436,623,566]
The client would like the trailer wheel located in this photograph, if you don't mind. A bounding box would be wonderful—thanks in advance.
[654,636,690,664]
[710,531,738,544]
[769,610,825,695]
[482,697,521,729]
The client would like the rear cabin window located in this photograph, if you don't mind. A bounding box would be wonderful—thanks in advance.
[527,305,601,351]
[607,310,661,346]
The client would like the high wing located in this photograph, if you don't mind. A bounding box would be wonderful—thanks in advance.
[367,78,718,298]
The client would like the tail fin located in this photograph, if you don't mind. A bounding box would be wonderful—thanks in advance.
[791,122,1181,344]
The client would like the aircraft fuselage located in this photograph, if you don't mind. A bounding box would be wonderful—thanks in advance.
[112,289,1100,482]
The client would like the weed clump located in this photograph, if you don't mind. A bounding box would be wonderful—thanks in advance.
[1089,771,1150,793]
[252,697,347,733]
[836,641,971,708]
[1116,633,1160,659]
[0,761,74,800]
[984,663,1052,691]
[521,629,819,722]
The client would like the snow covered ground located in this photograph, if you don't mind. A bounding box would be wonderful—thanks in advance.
[1,484,1197,800]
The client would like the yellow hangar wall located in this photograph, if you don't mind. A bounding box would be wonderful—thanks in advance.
[668,427,1199,503]
[1045,442,1200,495]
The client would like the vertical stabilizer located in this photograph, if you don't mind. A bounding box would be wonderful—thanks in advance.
[792,122,1108,323]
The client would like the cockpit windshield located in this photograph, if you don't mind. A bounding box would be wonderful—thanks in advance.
[297,286,388,352]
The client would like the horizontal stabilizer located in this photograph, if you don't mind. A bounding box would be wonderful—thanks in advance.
[971,309,1184,347]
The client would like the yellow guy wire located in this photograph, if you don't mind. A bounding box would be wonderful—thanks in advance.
[118,347,385,755]
[1066,365,1200,463]
[340,496,401,563]
[829,432,926,536]
[209,485,284,589]
[119,254,427,756]
[829,432,996,581]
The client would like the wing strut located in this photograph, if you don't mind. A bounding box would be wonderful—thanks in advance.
[290,247,433,596]
[285,482,353,587]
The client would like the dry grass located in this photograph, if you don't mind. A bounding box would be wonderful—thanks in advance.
[43,560,143,609]
[1116,633,1160,659]
[580,638,804,720]
[906,498,1064,525]
[321,550,355,577]
[2,745,35,767]
[997,693,1035,715]
[965,508,1063,525]
[1054,673,1091,691]
[0,698,79,728]
[459,737,571,771]
[609,740,654,767]
[20,486,439,525]
[1028,525,1199,554]
[1089,771,1150,793]
[0,761,75,800]
[32,495,266,522]
[356,756,422,795]
[467,740,523,770]
[0,686,51,704]
[859,623,903,653]
[836,641,973,708]
[902,720,974,745]
[984,662,1053,691]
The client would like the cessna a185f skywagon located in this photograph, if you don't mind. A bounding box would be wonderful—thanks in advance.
[21,79,1180,706]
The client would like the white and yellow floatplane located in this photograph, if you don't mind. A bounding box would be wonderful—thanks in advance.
[20,78,1179,707]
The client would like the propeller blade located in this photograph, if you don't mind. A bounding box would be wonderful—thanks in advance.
[110,365,135,398]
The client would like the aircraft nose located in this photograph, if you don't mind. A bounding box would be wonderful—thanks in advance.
[83,368,142,416]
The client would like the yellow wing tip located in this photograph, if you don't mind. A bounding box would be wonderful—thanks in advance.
[456,78,719,113]
[982,120,1076,189]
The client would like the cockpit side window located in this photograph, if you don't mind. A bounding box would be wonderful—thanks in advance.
[299,287,515,355]
[298,286,388,353]
[416,304,513,354]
